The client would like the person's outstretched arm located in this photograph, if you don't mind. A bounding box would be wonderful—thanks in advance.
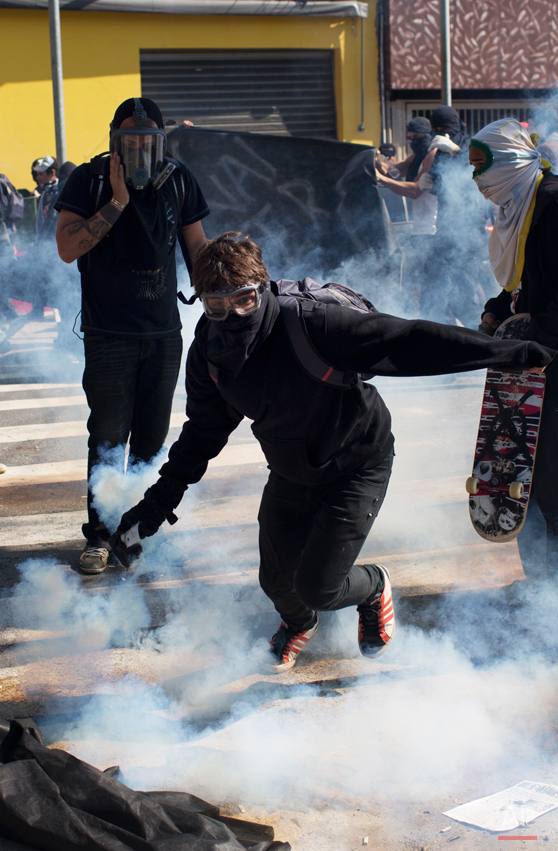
[306,306,556,379]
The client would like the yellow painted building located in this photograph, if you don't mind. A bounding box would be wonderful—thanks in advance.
[0,5,381,191]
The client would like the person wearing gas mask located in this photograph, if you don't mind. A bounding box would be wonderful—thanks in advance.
[110,232,553,672]
[55,97,209,574]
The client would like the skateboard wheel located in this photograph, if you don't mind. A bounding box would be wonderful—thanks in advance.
[465,476,479,495]
[509,481,524,500]
[0,464,6,474]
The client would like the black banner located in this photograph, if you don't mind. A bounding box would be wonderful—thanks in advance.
[167,126,398,279]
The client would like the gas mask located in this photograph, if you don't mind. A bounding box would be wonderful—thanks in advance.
[110,98,169,191]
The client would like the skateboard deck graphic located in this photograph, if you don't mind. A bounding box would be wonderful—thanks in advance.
[467,314,546,542]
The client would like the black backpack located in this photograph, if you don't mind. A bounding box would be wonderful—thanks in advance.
[207,277,377,389]
[0,175,24,224]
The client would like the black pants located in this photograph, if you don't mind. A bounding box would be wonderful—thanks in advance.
[82,334,183,541]
[258,450,394,628]
[518,358,558,580]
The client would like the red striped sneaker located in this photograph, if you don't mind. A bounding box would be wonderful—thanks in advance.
[357,565,395,658]
[268,616,319,672]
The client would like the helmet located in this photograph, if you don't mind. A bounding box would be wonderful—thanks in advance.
[110,98,167,190]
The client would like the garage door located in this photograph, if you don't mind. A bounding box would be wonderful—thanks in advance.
[140,49,337,139]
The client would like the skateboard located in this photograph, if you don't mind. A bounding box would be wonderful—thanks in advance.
[466,313,546,542]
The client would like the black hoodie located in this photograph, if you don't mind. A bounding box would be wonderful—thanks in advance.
[148,294,555,506]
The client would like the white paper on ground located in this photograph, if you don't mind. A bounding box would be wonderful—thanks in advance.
[443,780,558,832]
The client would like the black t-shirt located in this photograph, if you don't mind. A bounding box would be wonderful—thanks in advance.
[55,158,209,337]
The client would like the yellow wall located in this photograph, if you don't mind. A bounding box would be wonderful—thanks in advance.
[0,8,380,190]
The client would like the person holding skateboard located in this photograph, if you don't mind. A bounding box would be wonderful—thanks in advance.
[470,117,558,586]
[113,233,554,670]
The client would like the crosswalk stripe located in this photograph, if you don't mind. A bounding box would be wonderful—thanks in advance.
[0,395,86,412]
[0,442,266,485]
[1,459,87,484]
[0,411,186,444]
[0,383,82,393]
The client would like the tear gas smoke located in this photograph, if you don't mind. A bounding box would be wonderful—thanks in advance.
[6,124,558,842]
[9,372,558,820]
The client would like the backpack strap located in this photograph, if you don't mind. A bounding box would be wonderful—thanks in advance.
[89,153,110,212]
[279,298,357,389]
[206,322,220,385]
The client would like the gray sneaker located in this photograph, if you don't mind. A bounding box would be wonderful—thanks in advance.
[79,542,110,574]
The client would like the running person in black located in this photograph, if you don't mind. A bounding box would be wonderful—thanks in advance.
[56,97,209,574]
[114,233,554,669]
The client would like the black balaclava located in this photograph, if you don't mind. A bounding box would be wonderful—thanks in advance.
[112,97,164,130]
[206,289,279,378]
[429,105,469,147]
[406,117,432,181]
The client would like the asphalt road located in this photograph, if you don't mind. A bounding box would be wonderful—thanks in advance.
[1,317,557,851]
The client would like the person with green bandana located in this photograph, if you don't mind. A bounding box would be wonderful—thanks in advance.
[470,117,558,590]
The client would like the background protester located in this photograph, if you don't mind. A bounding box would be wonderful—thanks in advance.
[0,170,25,351]
[34,156,59,242]
[418,105,490,327]
[470,118,558,590]
[377,117,433,182]
[55,96,209,575]
[375,117,437,315]
[378,142,397,162]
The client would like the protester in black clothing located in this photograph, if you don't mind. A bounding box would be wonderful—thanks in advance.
[471,118,558,588]
[112,232,554,671]
[417,106,488,327]
[376,117,433,184]
[378,143,396,162]
[376,117,437,315]
[56,97,209,574]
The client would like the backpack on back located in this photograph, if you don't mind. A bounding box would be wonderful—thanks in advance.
[0,175,24,225]
[272,277,377,387]
[207,277,377,389]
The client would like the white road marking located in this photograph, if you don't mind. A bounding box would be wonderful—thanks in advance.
[1,459,87,484]
[0,395,86,412]
[0,443,266,486]
[0,411,186,444]
[0,420,88,444]
[0,383,82,393]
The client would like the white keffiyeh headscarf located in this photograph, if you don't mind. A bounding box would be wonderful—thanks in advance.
[470,118,548,291]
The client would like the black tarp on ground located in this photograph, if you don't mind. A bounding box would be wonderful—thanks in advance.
[167,126,399,279]
[0,719,289,851]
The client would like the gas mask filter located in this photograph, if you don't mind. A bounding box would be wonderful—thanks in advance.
[110,98,168,190]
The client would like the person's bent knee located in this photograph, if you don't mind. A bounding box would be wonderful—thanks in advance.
[295,576,339,612]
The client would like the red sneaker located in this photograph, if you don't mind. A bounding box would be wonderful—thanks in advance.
[357,565,395,658]
[268,616,319,672]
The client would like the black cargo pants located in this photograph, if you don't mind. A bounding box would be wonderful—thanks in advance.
[258,450,394,628]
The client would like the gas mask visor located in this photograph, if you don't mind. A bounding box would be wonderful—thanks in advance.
[200,284,266,321]
[110,129,166,190]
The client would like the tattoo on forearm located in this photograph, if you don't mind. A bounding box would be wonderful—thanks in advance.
[67,215,110,252]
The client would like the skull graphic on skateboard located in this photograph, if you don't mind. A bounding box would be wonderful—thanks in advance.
[466,314,546,542]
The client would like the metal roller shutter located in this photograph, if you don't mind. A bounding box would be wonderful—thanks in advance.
[140,49,337,139]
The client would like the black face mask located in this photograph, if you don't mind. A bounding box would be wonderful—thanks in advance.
[409,135,431,158]
[207,289,272,378]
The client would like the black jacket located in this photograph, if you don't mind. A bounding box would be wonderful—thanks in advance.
[484,171,558,347]
[149,294,554,507]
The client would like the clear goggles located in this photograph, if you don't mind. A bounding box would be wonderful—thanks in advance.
[200,284,266,321]
[110,129,166,190]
